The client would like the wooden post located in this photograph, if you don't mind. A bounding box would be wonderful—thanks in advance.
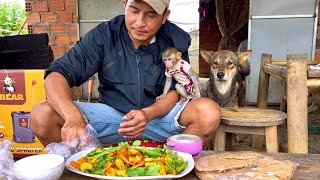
[254,54,272,148]
[287,54,308,154]
[257,53,272,109]
[214,124,226,151]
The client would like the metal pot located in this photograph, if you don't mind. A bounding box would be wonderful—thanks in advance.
[166,134,203,157]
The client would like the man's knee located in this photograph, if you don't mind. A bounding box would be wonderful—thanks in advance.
[30,101,56,134]
[195,98,221,135]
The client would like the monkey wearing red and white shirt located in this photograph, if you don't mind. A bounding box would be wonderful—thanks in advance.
[156,47,201,102]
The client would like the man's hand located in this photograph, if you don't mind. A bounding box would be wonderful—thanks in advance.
[118,110,149,139]
[61,117,87,143]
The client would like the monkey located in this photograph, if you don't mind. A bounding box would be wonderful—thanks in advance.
[156,47,201,102]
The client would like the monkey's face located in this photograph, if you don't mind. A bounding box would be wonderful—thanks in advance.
[163,54,176,69]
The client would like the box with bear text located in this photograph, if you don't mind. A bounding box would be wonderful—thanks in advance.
[0,69,46,158]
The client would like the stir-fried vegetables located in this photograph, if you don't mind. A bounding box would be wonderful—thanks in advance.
[69,140,188,177]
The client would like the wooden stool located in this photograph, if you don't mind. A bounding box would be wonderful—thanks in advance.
[214,107,287,153]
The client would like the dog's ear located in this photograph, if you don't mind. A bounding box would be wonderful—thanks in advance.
[236,50,252,63]
[200,50,214,63]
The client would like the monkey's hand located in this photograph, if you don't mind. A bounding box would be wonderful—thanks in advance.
[118,109,149,139]
[156,94,166,100]
[194,93,201,99]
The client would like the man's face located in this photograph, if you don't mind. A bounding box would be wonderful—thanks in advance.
[123,0,170,48]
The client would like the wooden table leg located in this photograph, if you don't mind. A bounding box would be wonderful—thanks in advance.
[265,126,278,153]
[226,132,232,151]
[254,53,272,149]
[214,124,226,151]
[280,82,287,112]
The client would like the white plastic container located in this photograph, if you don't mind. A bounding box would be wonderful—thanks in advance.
[13,154,65,180]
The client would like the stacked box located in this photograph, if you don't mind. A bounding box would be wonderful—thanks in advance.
[0,69,46,158]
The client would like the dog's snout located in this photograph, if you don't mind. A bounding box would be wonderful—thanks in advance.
[217,72,225,79]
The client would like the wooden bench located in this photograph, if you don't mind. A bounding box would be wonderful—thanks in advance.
[214,107,287,153]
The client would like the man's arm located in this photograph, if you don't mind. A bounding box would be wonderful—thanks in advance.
[144,90,179,120]
[45,72,87,142]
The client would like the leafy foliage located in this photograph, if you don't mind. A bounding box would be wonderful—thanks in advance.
[0,1,28,36]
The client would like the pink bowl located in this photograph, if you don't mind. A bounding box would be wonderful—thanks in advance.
[166,134,203,157]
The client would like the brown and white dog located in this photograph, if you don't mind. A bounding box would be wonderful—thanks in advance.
[200,50,252,108]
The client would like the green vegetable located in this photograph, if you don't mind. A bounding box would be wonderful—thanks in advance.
[86,147,109,158]
[91,166,104,175]
[126,165,160,177]
[172,152,178,159]
[91,146,121,159]
[97,158,106,169]
[145,165,161,176]
[166,150,173,154]
[163,144,168,151]
[140,148,162,158]
[118,141,130,148]
[175,166,182,173]
[133,140,141,147]
[181,161,188,170]
[165,164,174,174]
[174,159,184,167]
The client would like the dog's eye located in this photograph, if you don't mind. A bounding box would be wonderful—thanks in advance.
[227,62,233,66]
[213,62,218,65]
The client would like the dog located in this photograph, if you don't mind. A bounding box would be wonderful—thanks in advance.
[200,50,252,108]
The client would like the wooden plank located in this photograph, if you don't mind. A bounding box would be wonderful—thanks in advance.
[306,78,320,87]
[263,63,287,80]
[272,61,319,65]
[308,69,320,78]
[221,108,286,126]
[225,125,265,135]
[286,54,308,154]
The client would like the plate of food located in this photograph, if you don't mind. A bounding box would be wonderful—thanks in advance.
[65,141,194,179]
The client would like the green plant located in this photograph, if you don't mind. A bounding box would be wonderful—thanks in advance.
[0,1,28,36]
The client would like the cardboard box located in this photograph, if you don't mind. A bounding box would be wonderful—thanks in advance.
[0,69,46,158]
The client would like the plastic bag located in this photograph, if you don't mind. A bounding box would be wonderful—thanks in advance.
[45,124,101,159]
[0,140,15,180]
